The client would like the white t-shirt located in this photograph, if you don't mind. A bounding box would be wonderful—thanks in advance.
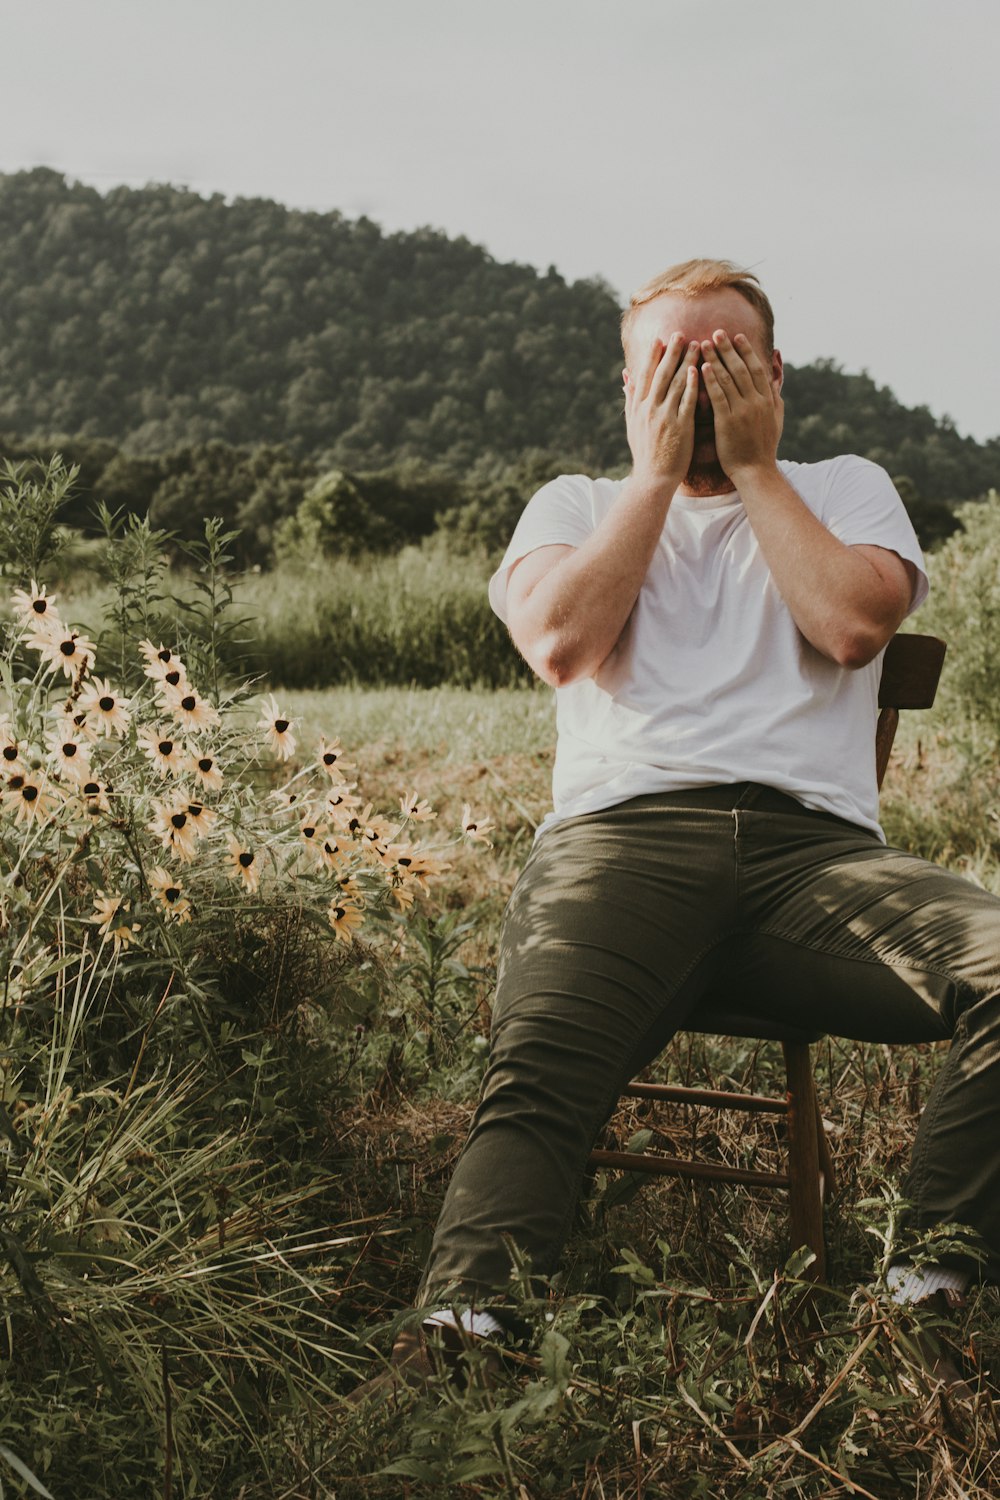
[489,456,928,841]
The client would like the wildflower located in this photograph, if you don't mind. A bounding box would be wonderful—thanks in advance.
[183,800,217,838]
[399,789,437,823]
[298,817,327,852]
[148,799,200,862]
[225,834,259,894]
[460,803,494,846]
[316,736,354,781]
[402,848,448,890]
[45,726,92,785]
[148,866,192,922]
[139,641,188,686]
[91,892,140,953]
[50,705,99,745]
[26,625,97,679]
[153,667,188,699]
[0,719,22,773]
[258,695,297,761]
[78,677,132,738]
[328,898,364,943]
[318,834,350,872]
[324,784,362,825]
[11,581,61,634]
[161,685,220,733]
[78,779,111,817]
[269,784,308,814]
[138,726,188,777]
[6,772,57,826]
[188,750,223,792]
[345,802,392,845]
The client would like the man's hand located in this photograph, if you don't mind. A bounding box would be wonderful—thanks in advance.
[625,331,701,487]
[700,330,783,480]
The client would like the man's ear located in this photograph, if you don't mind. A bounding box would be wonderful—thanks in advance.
[622,366,631,390]
[771,349,784,393]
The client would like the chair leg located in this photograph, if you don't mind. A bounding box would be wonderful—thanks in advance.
[781,1041,826,1282]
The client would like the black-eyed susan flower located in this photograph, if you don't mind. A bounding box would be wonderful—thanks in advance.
[315,735,354,781]
[26,625,97,680]
[139,641,188,686]
[90,892,140,952]
[183,801,217,838]
[345,802,392,844]
[402,848,447,890]
[49,705,99,745]
[258,695,297,761]
[460,803,494,846]
[327,898,364,943]
[148,799,199,862]
[148,866,192,922]
[44,725,92,785]
[298,817,327,852]
[188,750,223,793]
[6,772,58,826]
[11,580,61,633]
[78,678,132,738]
[399,789,437,823]
[77,778,111,817]
[269,784,308,814]
[0,718,22,773]
[224,833,259,894]
[324,784,362,826]
[138,726,187,778]
[160,684,220,733]
[318,834,349,872]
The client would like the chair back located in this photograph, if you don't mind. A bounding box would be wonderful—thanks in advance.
[875,633,946,788]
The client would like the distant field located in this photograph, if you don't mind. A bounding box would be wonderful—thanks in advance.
[278,681,555,761]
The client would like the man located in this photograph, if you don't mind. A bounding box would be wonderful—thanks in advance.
[383,259,1000,1383]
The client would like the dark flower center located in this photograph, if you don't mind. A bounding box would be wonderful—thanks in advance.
[83,782,99,796]
[165,671,182,686]
[198,758,212,772]
[331,906,345,921]
[165,887,181,903]
[99,696,114,712]
[158,649,171,662]
[8,775,25,790]
[275,719,289,734]
[181,696,196,711]
[170,813,187,829]
[62,743,77,757]
[22,785,38,803]
[3,746,18,761]
[158,741,173,755]
[302,826,316,839]
[32,600,47,614]
[187,804,203,818]
[60,640,75,656]
[323,753,336,765]
[238,852,254,868]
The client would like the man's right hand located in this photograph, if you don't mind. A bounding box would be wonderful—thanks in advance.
[624,332,700,488]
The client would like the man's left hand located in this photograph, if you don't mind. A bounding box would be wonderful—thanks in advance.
[700,330,783,479]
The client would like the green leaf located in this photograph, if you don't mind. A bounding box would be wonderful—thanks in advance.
[0,1445,55,1499]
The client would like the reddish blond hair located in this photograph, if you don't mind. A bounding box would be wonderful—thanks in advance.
[621,258,775,358]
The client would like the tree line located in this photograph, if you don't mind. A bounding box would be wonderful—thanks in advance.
[1,167,996,558]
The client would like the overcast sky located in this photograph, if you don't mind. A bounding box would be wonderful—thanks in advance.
[4,0,999,441]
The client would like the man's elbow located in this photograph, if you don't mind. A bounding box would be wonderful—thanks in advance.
[828,619,897,670]
[522,631,591,688]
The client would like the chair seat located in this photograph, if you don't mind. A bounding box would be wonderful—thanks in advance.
[686,1002,824,1046]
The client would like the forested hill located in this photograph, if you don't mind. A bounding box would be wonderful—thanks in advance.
[1,167,998,503]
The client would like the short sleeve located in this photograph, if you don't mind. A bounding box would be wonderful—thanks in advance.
[819,455,929,615]
[488,473,598,623]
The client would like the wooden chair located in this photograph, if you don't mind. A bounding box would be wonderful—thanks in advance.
[588,633,947,1281]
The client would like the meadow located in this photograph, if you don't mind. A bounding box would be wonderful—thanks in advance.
[2,462,1000,1498]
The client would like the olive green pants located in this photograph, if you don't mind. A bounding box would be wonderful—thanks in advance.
[418,784,1000,1302]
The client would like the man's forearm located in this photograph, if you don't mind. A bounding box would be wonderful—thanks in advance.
[512,472,678,686]
[733,462,908,667]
